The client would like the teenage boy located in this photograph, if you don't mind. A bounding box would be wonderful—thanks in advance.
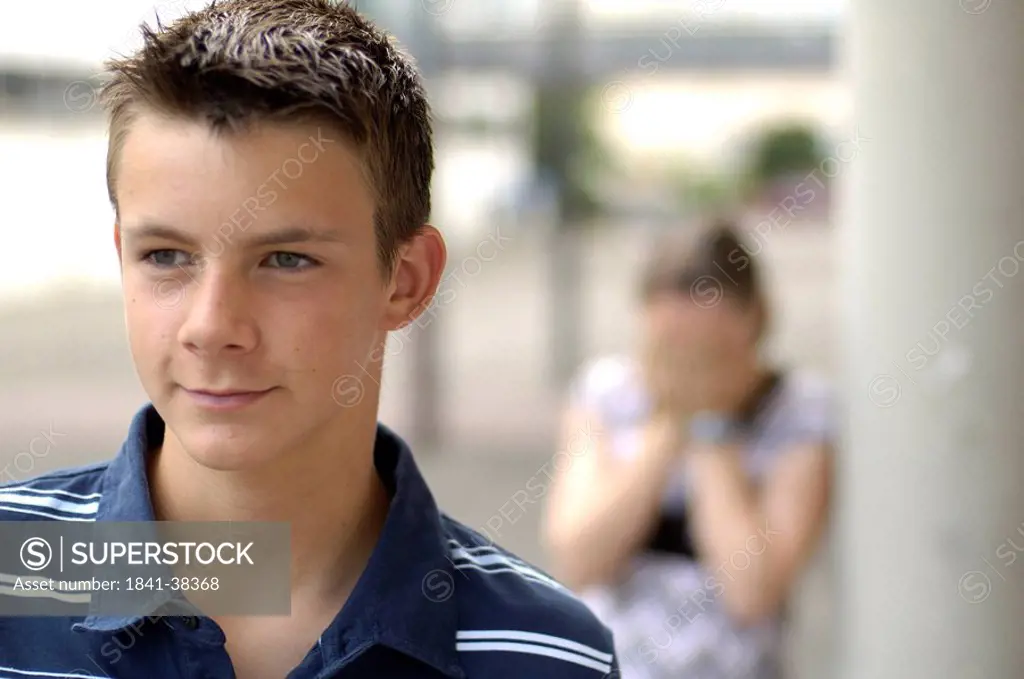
[0,2,618,677]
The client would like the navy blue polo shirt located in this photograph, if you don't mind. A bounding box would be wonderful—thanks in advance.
[0,404,618,678]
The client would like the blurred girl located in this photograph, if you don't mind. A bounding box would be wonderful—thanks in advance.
[542,219,834,679]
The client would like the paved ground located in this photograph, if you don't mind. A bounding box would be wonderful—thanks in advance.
[0,223,838,678]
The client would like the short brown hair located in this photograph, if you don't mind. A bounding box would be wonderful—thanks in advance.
[100,0,433,273]
[640,217,768,332]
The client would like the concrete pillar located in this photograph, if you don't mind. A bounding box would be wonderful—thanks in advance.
[839,1,1024,677]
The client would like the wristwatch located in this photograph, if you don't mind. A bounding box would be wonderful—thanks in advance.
[687,411,744,445]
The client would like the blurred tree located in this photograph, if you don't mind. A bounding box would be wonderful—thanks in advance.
[743,121,825,197]
[529,83,609,225]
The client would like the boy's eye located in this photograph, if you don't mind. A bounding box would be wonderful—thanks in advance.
[143,249,191,267]
[264,252,317,269]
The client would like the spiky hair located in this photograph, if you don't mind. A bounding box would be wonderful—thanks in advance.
[101,0,434,271]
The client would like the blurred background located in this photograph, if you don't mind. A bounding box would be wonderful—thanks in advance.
[0,0,842,676]
[3,1,1018,677]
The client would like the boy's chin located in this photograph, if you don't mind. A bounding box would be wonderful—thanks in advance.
[172,425,278,473]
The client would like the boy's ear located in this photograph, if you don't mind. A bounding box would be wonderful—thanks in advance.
[379,225,447,332]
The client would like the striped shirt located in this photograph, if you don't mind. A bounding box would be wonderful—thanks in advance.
[569,354,835,679]
[0,403,618,678]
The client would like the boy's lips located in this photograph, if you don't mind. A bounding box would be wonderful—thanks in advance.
[181,387,277,410]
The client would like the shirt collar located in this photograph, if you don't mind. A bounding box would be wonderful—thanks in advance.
[75,403,463,678]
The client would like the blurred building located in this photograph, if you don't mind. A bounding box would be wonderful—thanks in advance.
[0,0,846,296]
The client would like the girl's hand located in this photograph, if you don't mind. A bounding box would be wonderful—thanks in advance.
[641,325,735,417]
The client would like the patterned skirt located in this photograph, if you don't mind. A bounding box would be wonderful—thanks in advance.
[579,555,783,679]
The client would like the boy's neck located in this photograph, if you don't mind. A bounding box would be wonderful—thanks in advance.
[147,420,390,605]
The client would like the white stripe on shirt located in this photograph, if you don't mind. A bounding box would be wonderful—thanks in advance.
[0,505,96,522]
[452,563,560,589]
[0,492,99,516]
[0,667,108,679]
[456,641,612,674]
[0,487,102,501]
[448,546,564,590]
[457,630,614,663]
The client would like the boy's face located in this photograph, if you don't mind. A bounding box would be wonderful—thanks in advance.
[113,113,425,470]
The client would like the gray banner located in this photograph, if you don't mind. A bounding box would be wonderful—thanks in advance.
[0,521,290,616]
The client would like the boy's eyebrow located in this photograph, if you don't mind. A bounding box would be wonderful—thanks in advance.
[120,223,346,247]
[120,224,197,246]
